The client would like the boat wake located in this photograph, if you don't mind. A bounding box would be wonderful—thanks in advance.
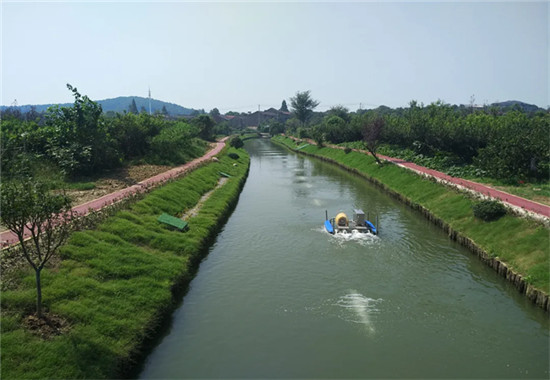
[316,227,380,247]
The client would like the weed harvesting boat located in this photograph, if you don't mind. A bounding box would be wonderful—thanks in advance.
[324,209,378,235]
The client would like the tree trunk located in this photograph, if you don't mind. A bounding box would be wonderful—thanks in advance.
[366,146,383,165]
[35,268,43,318]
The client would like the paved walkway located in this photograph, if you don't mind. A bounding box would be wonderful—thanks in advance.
[0,138,228,247]
[288,136,550,220]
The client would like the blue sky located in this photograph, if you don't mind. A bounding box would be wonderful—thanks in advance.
[1,1,548,112]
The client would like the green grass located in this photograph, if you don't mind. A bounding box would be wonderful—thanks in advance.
[341,141,550,206]
[274,136,549,293]
[480,181,550,206]
[240,132,261,141]
[1,147,250,379]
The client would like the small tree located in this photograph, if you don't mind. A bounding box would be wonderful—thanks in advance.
[279,100,289,113]
[129,98,138,114]
[290,90,320,126]
[192,115,215,141]
[0,179,73,318]
[362,116,385,165]
[311,127,324,147]
[326,105,350,123]
[229,136,244,149]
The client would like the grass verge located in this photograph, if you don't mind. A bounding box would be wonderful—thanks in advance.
[340,141,550,206]
[1,147,250,379]
[273,136,549,296]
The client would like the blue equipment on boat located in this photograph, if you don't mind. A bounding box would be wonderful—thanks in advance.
[324,209,378,235]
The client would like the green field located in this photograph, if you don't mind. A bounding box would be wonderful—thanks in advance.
[1,147,250,379]
[273,136,549,295]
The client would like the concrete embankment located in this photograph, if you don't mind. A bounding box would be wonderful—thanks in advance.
[273,137,549,312]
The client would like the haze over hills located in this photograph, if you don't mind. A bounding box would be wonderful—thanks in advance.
[1,98,545,117]
[0,96,196,115]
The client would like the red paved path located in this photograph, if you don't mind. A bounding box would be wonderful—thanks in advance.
[0,138,228,247]
[290,136,550,219]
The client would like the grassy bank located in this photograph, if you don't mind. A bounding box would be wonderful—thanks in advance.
[1,147,250,379]
[340,141,550,206]
[273,136,549,296]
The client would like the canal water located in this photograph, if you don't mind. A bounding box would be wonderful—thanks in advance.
[139,139,549,378]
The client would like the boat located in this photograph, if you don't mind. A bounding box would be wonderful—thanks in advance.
[324,209,377,235]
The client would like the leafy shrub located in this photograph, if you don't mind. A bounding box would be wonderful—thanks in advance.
[344,147,352,154]
[229,136,244,149]
[472,200,507,221]
[150,123,204,165]
[228,152,240,160]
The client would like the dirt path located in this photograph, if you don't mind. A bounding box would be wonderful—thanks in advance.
[0,138,228,248]
[65,164,173,207]
[287,136,550,221]
[181,177,229,220]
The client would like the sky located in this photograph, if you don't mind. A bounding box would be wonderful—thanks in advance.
[1,0,548,113]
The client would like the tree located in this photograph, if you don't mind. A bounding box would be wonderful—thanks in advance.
[150,121,201,165]
[280,100,289,113]
[290,90,319,126]
[0,179,73,318]
[229,135,244,149]
[209,108,221,117]
[322,115,347,144]
[191,114,215,141]
[45,84,120,176]
[311,127,324,147]
[362,116,385,165]
[268,121,285,136]
[476,111,550,181]
[326,105,350,123]
[161,105,169,116]
[128,98,138,114]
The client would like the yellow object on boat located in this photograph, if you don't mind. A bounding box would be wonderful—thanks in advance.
[335,212,348,227]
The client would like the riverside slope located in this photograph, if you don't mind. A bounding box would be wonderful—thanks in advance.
[0,138,228,248]
[1,146,250,379]
[274,136,549,311]
[287,136,550,221]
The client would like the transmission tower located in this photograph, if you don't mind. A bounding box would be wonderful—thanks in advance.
[148,87,152,115]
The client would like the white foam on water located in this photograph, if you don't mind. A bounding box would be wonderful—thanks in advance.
[302,291,382,335]
[315,226,380,247]
[333,291,382,335]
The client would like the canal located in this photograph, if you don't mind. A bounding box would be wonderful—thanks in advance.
[139,138,549,378]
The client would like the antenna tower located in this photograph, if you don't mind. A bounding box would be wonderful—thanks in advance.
[148,87,152,115]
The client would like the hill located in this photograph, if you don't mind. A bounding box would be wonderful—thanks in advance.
[99,96,195,115]
[491,100,544,113]
[0,96,195,116]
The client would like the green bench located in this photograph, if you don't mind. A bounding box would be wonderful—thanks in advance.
[157,213,189,232]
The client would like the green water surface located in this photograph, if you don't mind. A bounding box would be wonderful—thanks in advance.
[139,139,549,379]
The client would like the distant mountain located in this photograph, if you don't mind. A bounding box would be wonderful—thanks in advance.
[490,100,543,113]
[0,96,196,116]
[99,96,195,115]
